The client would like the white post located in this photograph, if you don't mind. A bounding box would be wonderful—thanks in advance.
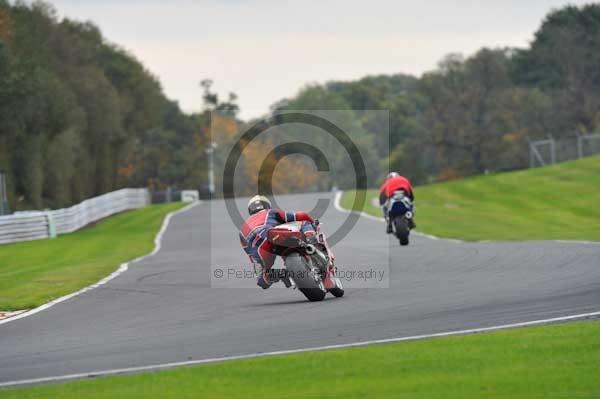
[548,136,556,165]
[206,142,217,198]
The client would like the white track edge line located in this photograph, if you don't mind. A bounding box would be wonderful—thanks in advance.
[0,201,200,326]
[2,309,600,388]
[333,190,599,245]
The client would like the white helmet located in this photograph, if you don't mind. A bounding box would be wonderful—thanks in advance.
[387,172,400,179]
[247,195,272,215]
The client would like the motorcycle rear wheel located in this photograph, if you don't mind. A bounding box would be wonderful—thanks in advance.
[285,253,326,302]
[393,216,410,246]
[329,276,344,297]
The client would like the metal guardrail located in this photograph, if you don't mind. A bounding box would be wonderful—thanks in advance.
[0,188,150,245]
[528,133,600,168]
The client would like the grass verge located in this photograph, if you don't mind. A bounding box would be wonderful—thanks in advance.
[0,203,185,310]
[1,320,599,398]
[341,156,600,241]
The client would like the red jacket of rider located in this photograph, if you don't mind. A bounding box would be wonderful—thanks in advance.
[239,208,315,269]
[379,176,414,201]
[240,209,314,240]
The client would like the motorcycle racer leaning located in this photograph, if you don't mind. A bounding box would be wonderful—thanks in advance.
[239,195,317,289]
[379,172,416,234]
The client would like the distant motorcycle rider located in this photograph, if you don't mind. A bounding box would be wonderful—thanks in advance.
[379,172,415,234]
[239,195,317,289]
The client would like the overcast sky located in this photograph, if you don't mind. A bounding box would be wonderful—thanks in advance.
[48,0,590,120]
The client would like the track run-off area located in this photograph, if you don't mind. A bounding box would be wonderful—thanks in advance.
[1,192,599,387]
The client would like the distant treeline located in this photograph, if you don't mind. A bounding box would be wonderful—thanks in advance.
[0,1,209,210]
[274,4,600,184]
[1,2,599,209]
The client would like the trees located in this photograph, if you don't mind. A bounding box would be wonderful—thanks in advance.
[2,1,598,205]
[274,4,600,184]
[418,49,543,176]
[513,4,600,133]
[0,1,206,210]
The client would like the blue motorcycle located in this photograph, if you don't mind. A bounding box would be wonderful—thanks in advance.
[386,190,414,246]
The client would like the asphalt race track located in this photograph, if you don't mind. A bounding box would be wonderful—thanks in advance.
[1,192,599,385]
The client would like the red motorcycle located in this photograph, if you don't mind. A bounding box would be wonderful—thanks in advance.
[264,220,344,301]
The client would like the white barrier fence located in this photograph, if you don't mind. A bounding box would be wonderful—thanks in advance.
[0,188,150,245]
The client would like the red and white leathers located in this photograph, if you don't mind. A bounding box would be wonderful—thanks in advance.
[239,208,315,285]
[379,175,414,205]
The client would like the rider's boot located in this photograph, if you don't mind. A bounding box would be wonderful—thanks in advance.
[257,273,272,289]
[386,217,393,234]
[257,267,283,289]
[408,218,416,229]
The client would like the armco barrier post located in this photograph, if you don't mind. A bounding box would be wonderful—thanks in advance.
[0,170,9,216]
[45,211,57,239]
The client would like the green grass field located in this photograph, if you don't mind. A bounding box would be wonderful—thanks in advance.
[341,156,600,241]
[2,160,599,397]
[2,320,599,398]
[0,203,185,310]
